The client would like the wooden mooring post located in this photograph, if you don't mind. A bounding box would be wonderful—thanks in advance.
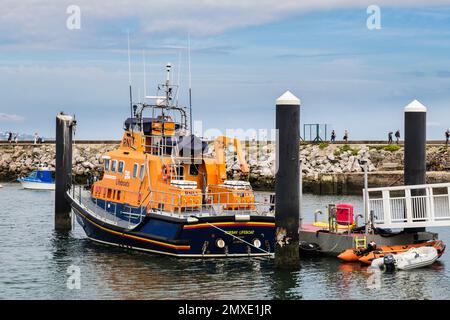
[55,113,75,230]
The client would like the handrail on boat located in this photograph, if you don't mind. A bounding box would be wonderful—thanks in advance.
[68,184,275,221]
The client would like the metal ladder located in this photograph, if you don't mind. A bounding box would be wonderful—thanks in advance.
[354,236,367,249]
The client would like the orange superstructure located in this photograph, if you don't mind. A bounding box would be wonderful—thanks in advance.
[90,64,255,215]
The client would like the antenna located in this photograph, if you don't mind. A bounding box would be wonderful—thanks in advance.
[188,33,193,134]
[143,49,147,101]
[127,31,133,118]
[176,50,181,104]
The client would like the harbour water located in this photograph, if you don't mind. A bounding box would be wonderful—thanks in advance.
[1,183,449,300]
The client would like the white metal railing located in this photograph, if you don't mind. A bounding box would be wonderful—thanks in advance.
[367,182,450,228]
[69,184,275,223]
[70,185,146,229]
[144,188,275,217]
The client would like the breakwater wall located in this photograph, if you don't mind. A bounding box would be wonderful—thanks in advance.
[1,141,449,194]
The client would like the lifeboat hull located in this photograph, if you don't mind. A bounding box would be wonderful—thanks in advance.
[71,199,275,258]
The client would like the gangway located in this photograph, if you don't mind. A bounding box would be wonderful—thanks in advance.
[366,182,450,229]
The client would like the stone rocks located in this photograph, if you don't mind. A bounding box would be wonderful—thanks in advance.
[225,142,449,183]
[0,144,118,182]
[1,143,449,187]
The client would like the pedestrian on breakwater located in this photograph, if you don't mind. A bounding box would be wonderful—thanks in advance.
[7,132,12,143]
[343,130,349,143]
[395,130,401,144]
[388,131,393,144]
[331,130,336,143]
[446,129,450,146]
[34,132,38,144]
[14,133,18,144]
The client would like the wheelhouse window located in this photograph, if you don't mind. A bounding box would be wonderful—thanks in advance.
[189,164,199,176]
[139,164,145,180]
[104,159,110,171]
[118,161,125,174]
[175,165,184,179]
[111,160,117,172]
[132,163,138,179]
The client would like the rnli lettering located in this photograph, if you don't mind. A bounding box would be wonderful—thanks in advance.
[122,137,133,148]
[116,180,130,187]
[227,230,255,235]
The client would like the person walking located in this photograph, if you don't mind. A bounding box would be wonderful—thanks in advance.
[395,130,401,144]
[343,130,349,143]
[14,132,18,144]
[34,132,38,144]
[7,132,12,143]
[446,129,450,146]
[388,131,393,144]
[331,130,336,143]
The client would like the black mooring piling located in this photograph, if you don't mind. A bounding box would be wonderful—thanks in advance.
[404,100,427,186]
[404,100,427,232]
[55,113,75,230]
[275,91,301,269]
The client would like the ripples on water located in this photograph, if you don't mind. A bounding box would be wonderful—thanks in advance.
[0,183,449,299]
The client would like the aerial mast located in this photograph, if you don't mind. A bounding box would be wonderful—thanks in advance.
[188,33,193,135]
[127,31,133,119]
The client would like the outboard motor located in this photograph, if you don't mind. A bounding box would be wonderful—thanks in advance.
[383,254,396,272]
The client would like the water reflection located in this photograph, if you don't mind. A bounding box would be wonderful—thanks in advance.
[73,241,278,299]
[269,268,302,300]
[1,183,450,299]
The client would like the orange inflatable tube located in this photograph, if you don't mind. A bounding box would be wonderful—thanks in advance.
[337,240,446,263]
[358,240,445,264]
[338,249,362,262]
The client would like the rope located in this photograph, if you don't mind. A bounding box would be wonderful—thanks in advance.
[190,216,271,255]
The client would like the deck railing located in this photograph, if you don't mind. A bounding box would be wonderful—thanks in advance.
[143,188,275,216]
[70,185,147,228]
[367,182,450,229]
[69,185,275,226]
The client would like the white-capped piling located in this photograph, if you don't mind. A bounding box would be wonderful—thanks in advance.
[55,113,75,230]
[404,100,427,186]
[404,100,427,231]
[275,91,301,269]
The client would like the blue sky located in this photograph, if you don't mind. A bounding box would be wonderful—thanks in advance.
[1,1,450,140]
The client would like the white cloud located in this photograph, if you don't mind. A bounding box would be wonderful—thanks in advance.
[1,0,449,49]
[0,113,24,122]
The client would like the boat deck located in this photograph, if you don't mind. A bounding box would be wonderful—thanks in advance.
[300,223,363,237]
[299,224,438,256]
[68,186,274,230]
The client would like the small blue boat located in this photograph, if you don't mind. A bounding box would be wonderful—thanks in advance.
[17,169,55,190]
